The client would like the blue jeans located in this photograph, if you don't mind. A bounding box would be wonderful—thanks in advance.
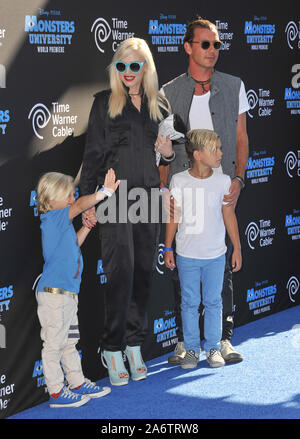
[176,254,225,353]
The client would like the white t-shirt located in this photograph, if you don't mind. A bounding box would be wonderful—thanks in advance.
[170,170,231,259]
[188,81,249,130]
[160,81,249,174]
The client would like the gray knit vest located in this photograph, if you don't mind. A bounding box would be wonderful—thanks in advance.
[162,70,241,181]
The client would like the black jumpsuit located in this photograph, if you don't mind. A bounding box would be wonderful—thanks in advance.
[80,89,166,351]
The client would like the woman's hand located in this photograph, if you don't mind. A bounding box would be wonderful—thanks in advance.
[82,207,97,229]
[103,168,120,195]
[155,134,173,158]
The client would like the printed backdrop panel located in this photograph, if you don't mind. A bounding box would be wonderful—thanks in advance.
[0,0,299,418]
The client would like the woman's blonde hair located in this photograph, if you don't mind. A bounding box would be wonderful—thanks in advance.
[37,172,74,213]
[108,37,170,120]
[185,129,220,160]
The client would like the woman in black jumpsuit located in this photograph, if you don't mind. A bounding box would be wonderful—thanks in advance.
[80,38,174,386]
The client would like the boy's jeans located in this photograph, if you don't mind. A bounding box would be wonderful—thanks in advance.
[176,254,225,353]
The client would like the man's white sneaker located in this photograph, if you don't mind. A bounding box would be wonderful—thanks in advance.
[220,340,243,363]
[206,348,225,368]
[168,341,186,364]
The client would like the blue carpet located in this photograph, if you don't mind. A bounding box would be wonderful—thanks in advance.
[8,306,300,420]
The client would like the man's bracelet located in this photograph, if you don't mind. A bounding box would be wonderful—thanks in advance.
[101,186,113,197]
[163,247,173,253]
[162,151,176,162]
[232,176,245,189]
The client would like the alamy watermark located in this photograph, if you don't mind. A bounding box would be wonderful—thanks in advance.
[0,324,5,348]
[96,180,205,234]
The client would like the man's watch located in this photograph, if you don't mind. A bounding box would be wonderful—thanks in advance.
[232,176,245,189]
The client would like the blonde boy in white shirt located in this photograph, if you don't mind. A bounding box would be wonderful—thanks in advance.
[164,129,242,368]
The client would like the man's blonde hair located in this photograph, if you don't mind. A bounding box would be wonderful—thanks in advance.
[185,129,220,161]
[108,37,170,120]
[36,172,74,213]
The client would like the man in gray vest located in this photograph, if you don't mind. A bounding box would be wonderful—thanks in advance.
[158,17,249,364]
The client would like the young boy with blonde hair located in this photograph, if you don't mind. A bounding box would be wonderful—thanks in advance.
[36,169,119,407]
[164,129,242,369]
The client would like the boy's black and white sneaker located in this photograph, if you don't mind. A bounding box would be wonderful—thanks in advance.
[206,348,225,368]
[181,350,200,369]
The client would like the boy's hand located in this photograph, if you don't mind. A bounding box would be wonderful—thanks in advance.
[231,249,242,272]
[164,250,176,270]
[103,168,120,195]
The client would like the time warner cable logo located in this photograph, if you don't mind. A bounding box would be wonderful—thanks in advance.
[286,275,299,303]
[245,219,275,249]
[156,243,166,275]
[28,104,51,140]
[28,102,78,139]
[246,88,274,118]
[91,17,134,53]
[91,18,111,53]
[284,150,300,178]
[285,21,300,49]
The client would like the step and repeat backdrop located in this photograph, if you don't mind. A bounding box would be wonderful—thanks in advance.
[0,0,299,418]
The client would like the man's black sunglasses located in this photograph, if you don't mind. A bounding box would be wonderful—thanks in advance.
[190,40,222,50]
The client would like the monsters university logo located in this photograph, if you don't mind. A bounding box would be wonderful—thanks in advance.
[284,65,300,115]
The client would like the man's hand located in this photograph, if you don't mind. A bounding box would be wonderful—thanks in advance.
[223,179,242,208]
